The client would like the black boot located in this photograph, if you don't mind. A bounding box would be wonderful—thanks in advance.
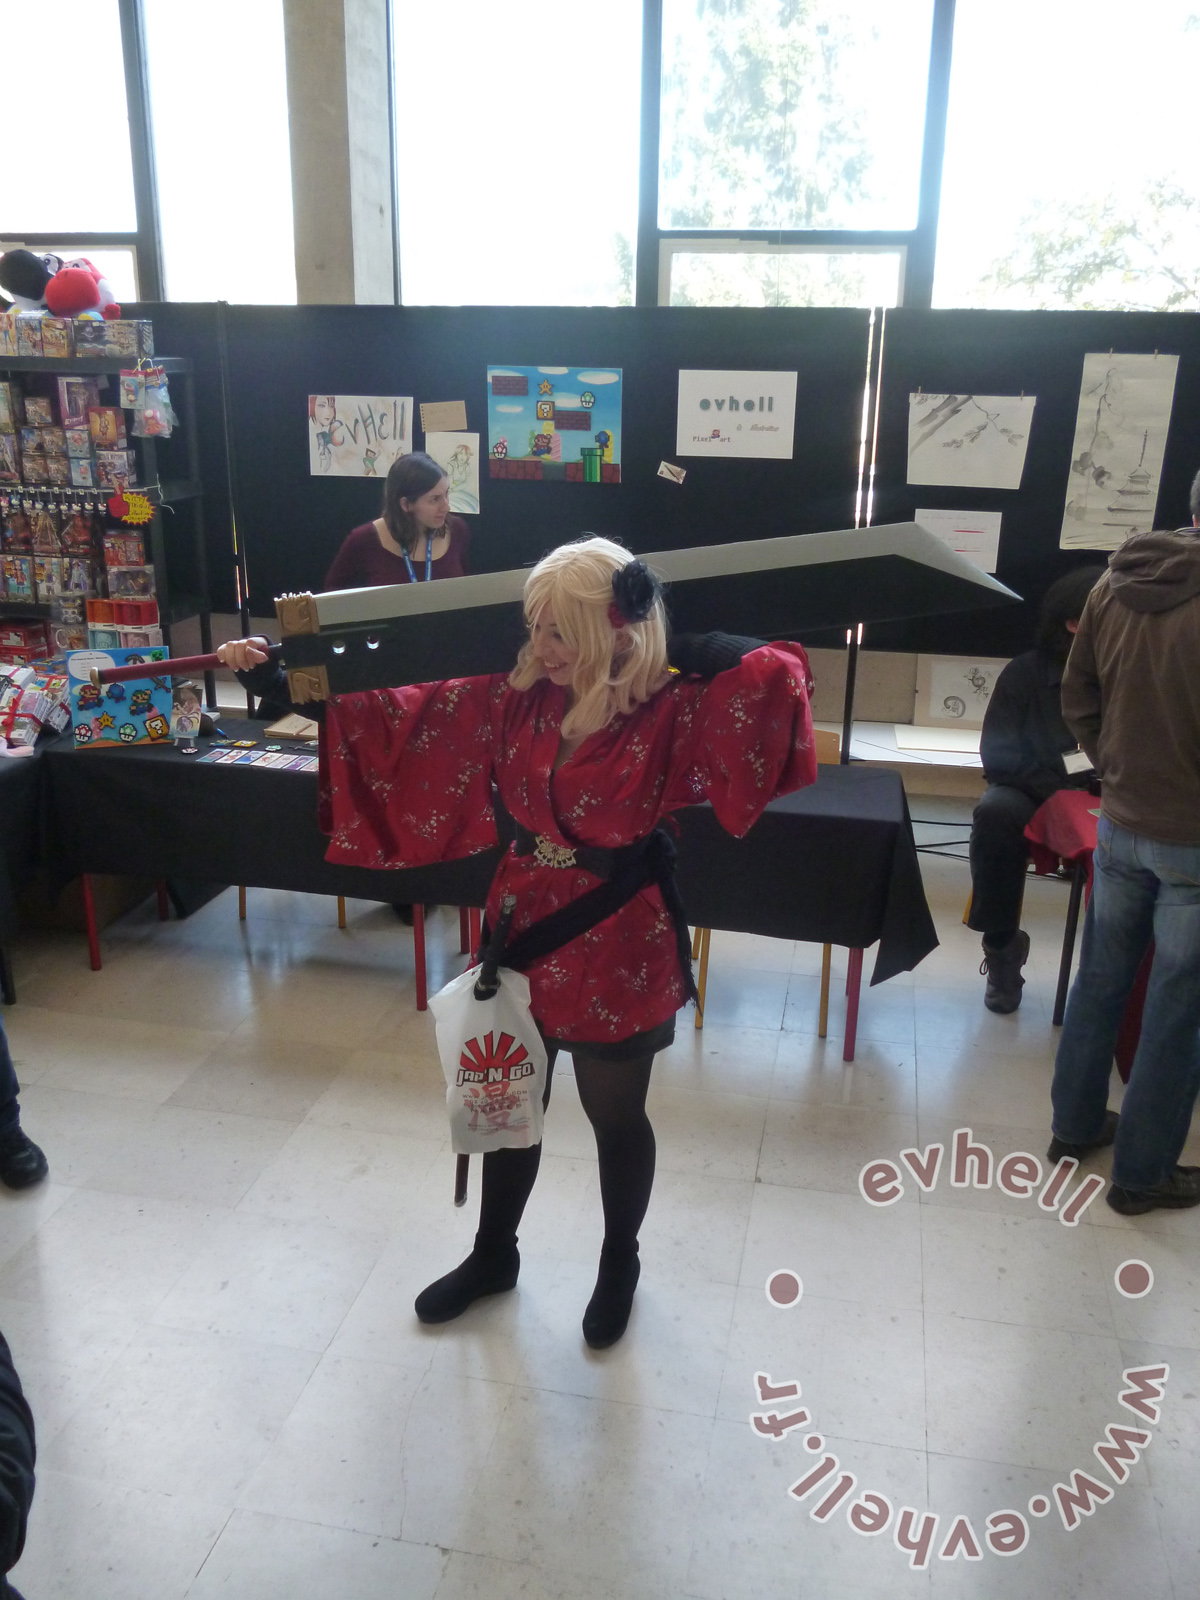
[0,1127,48,1190]
[582,1244,641,1349]
[980,930,1030,1014]
[414,1231,520,1324]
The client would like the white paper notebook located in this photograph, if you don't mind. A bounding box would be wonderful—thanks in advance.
[893,724,981,754]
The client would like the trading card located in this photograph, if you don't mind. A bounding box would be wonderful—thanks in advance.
[57,377,101,426]
[14,317,43,358]
[89,407,126,449]
[40,318,73,359]
[0,383,22,432]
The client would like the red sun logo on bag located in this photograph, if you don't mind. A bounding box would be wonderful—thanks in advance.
[456,1031,536,1090]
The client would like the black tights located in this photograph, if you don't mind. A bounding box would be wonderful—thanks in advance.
[476,1048,657,1263]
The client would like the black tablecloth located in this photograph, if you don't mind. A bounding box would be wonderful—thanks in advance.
[40,722,937,984]
[675,765,936,985]
[0,748,47,939]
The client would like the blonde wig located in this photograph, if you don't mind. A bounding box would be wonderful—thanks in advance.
[510,536,670,740]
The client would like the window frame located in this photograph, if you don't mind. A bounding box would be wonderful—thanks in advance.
[658,237,908,308]
[10,0,954,311]
[2,2,163,301]
[636,0,956,309]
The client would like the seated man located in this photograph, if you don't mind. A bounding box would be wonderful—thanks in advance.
[968,566,1106,1012]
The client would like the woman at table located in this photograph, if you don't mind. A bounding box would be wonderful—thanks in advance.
[220,536,816,1348]
[969,566,1106,1013]
[321,450,469,921]
[324,451,469,592]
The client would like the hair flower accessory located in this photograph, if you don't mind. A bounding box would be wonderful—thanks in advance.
[609,559,662,627]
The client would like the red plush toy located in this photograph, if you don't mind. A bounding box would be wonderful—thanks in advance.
[43,258,121,321]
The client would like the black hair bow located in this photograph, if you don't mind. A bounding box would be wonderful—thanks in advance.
[609,559,662,625]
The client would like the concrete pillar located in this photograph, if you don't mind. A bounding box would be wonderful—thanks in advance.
[282,0,396,305]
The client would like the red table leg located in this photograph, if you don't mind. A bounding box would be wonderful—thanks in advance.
[81,874,102,971]
[156,879,170,920]
[459,905,470,954]
[414,904,427,1010]
[843,947,864,1062]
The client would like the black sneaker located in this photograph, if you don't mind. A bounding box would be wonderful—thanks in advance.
[1047,1109,1119,1164]
[980,930,1031,1013]
[1107,1166,1200,1216]
[0,1128,48,1190]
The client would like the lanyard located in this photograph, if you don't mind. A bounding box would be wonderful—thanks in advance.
[402,538,434,584]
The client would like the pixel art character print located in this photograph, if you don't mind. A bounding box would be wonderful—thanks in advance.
[487,366,621,483]
[66,648,172,748]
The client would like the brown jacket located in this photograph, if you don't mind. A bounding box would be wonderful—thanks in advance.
[1061,528,1200,844]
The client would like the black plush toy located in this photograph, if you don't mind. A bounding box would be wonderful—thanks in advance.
[0,249,62,312]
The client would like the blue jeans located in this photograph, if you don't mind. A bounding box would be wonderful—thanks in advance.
[0,1019,19,1136]
[1051,816,1200,1191]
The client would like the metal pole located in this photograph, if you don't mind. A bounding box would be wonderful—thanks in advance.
[215,301,253,712]
[635,0,664,307]
[116,0,165,301]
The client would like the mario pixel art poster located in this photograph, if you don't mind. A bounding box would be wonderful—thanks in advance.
[486,366,622,483]
[66,648,172,748]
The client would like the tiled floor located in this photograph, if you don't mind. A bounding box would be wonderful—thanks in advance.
[1,843,1197,1599]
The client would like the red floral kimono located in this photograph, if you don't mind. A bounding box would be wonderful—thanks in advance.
[321,644,816,1042]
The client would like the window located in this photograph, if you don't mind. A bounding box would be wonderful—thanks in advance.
[934,0,1200,312]
[142,0,297,303]
[659,0,936,233]
[0,246,141,307]
[392,0,642,306]
[662,242,903,307]
[4,0,137,236]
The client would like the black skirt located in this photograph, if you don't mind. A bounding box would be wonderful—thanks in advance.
[539,1014,676,1063]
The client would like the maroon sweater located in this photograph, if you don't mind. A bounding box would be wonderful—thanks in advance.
[324,517,470,590]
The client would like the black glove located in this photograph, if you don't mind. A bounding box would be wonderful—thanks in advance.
[234,660,326,724]
[667,632,765,680]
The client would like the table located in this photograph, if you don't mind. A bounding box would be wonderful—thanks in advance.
[38,723,938,1056]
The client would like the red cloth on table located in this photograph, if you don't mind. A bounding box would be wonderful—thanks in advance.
[1023,791,1148,1083]
[320,644,817,1043]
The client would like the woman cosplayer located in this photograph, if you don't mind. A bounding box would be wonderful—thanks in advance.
[228,536,817,1346]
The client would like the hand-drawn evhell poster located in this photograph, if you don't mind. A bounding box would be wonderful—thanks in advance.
[308,395,412,478]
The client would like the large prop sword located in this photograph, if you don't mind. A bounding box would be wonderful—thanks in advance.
[273,520,1020,704]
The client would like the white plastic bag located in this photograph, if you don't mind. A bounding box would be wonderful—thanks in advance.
[429,965,548,1154]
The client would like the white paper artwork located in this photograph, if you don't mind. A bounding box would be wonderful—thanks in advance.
[308,396,412,478]
[915,654,1010,730]
[1060,352,1180,551]
[907,394,1035,490]
[423,431,480,515]
[676,370,798,459]
[914,507,1003,574]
